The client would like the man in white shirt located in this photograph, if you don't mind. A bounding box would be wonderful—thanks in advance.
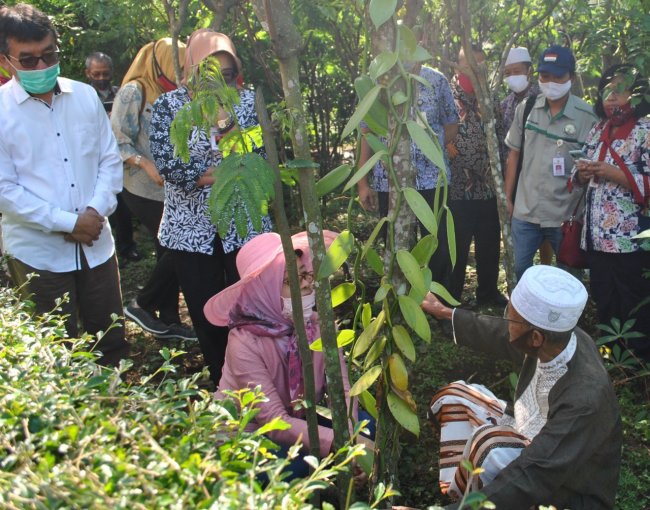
[0,4,129,366]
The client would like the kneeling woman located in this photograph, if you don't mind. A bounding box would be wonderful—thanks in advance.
[204,231,368,475]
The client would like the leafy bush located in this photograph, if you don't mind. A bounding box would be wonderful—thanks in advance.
[0,285,369,509]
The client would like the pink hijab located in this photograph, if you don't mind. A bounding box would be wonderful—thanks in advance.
[182,29,242,85]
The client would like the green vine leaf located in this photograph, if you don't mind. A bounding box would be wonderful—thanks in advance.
[392,325,416,362]
[350,365,383,396]
[331,282,357,308]
[369,51,398,81]
[396,250,426,298]
[354,76,388,136]
[317,229,355,279]
[208,153,275,238]
[398,295,431,343]
[387,391,420,437]
[403,187,437,235]
[406,120,446,173]
[369,0,398,29]
[353,310,386,359]
[316,164,352,197]
[342,84,382,139]
[344,150,387,191]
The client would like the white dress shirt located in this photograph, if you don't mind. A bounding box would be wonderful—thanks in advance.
[0,77,122,271]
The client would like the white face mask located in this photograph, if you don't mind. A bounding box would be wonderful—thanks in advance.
[539,79,571,101]
[506,75,529,93]
[281,291,316,320]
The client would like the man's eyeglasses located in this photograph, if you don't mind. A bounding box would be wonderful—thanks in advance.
[283,271,314,286]
[6,49,60,70]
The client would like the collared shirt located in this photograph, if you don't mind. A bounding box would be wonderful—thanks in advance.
[0,77,122,271]
[449,84,506,201]
[369,66,458,192]
[506,93,597,227]
[500,83,540,136]
[149,86,272,255]
[581,117,650,253]
[111,82,164,202]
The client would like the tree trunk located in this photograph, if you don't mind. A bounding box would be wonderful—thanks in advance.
[366,0,421,492]
[252,0,352,501]
[451,0,517,293]
[162,0,191,85]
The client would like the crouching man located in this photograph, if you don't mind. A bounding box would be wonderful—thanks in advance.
[422,265,621,509]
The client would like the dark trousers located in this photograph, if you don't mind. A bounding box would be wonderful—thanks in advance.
[378,188,452,293]
[122,189,180,324]
[108,192,136,254]
[171,239,239,383]
[448,198,502,302]
[587,250,650,360]
[7,252,129,366]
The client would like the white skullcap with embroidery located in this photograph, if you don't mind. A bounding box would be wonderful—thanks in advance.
[505,47,532,66]
[511,265,587,332]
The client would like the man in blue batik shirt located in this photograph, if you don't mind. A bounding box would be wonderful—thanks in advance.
[357,65,459,288]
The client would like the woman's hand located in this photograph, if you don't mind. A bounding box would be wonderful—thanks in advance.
[578,160,631,189]
[140,158,165,187]
[196,168,215,187]
[575,159,593,184]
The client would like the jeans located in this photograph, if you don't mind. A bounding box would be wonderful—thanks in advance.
[511,217,563,282]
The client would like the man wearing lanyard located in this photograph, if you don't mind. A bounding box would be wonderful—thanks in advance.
[0,4,129,366]
[504,46,597,281]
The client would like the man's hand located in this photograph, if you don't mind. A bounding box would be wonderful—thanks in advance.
[506,197,514,219]
[67,207,104,246]
[357,180,378,212]
[421,292,453,320]
[446,141,459,159]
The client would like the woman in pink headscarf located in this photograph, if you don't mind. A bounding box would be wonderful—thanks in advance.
[204,231,372,480]
[149,30,272,384]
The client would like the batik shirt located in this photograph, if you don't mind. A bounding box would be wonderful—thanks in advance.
[369,66,458,192]
[580,117,650,253]
[449,84,506,201]
[149,86,272,255]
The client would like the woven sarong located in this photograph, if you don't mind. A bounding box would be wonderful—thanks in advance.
[429,381,530,500]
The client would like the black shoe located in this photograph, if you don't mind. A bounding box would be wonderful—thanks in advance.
[124,300,170,335]
[476,292,508,307]
[156,323,198,341]
[121,247,142,262]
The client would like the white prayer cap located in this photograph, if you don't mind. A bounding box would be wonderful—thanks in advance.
[505,47,532,66]
[511,265,587,332]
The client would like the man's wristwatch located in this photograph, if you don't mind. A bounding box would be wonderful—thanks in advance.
[134,154,142,167]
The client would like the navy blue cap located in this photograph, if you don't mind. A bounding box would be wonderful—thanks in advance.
[538,46,576,76]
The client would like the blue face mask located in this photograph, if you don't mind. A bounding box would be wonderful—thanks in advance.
[15,63,60,94]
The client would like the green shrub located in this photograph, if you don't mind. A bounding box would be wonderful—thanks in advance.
[0,285,369,509]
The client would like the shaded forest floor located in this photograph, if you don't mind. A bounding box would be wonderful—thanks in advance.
[118,198,650,509]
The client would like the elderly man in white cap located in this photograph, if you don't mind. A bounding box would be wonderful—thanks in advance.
[422,265,621,509]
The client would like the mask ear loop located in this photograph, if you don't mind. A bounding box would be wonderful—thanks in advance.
[152,40,177,91]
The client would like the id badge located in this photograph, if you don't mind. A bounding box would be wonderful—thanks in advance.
[552,156,565,177]
[210,127,220,152]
